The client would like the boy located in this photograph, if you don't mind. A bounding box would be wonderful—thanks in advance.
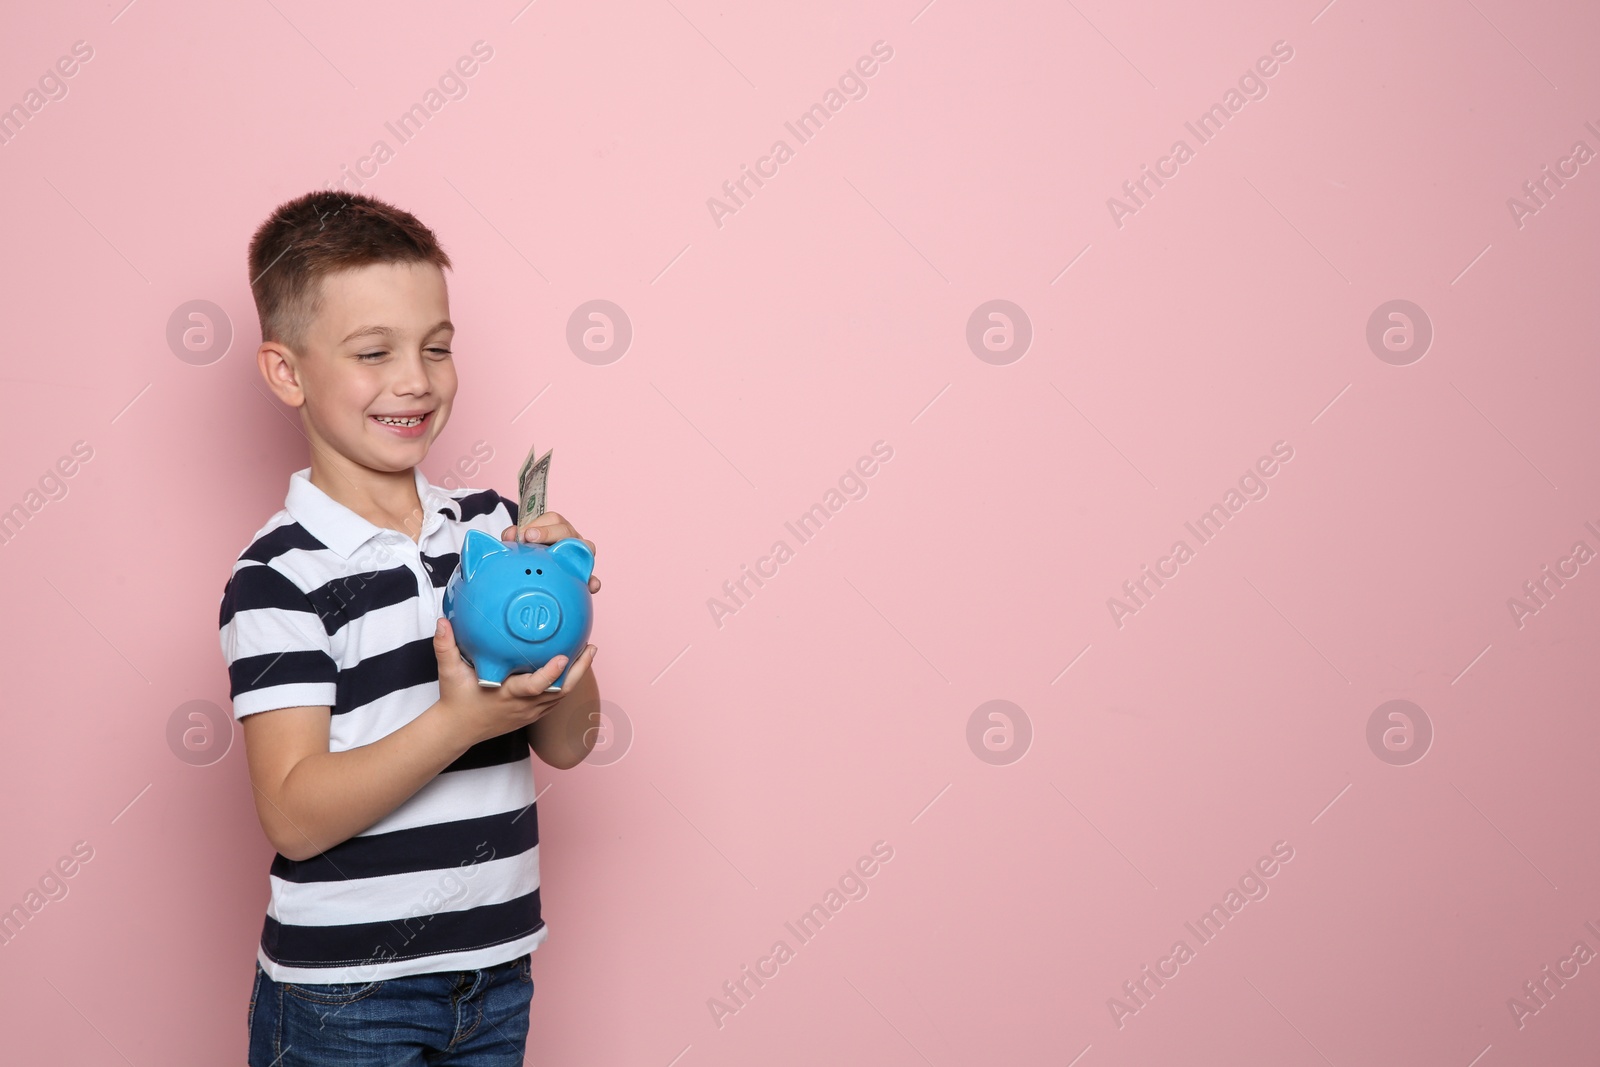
[218,190,600,1065]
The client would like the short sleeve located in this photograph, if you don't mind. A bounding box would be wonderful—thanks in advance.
[218,562,339,720]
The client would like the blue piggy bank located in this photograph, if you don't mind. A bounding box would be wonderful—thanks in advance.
[442,528,595,689]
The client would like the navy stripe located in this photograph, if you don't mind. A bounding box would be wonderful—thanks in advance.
[270,804,539,883]
[334,637,437,715]
[262,891,543,970]
[456,488,507,524]
[305,565,419,635]
[229,649,338,698]
[240,522,325,565]
[423,551,459,588]
[219,563,310,628]
[445,730,530,774]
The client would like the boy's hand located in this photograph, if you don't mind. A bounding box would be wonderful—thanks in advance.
[502,511,601,594]
[433,617,599,748]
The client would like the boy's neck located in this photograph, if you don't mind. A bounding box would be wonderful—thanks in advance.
[309,448,426,543]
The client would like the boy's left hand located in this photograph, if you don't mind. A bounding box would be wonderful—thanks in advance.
[502,511,602,594]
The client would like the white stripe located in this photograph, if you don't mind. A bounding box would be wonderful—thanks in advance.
[271,543,375,590]
[232,683,338,718]
[357,758,536,836]
[326,678,435,749]
[266,845,540,927]
[221,604,333,658]
[328,596,433,666]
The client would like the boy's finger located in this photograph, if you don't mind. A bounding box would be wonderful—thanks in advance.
[519,522,565,543]
[502,654,570,698]
[517,514,555,542]
[559,644,597,690]
[431,618,464,666]
[502,522,564,542]
[521,517,588,545]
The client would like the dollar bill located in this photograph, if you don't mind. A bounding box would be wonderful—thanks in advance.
[516,444,551,528]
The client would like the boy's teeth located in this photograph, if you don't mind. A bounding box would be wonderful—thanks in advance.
[375,415,424,426]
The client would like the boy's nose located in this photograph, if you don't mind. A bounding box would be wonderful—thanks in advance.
[391,354,432,392]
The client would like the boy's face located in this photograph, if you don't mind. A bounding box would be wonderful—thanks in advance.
[272,260,457,475]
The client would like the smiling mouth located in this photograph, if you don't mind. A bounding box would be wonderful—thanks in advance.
[369,411,434,437]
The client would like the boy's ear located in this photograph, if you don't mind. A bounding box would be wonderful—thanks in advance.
[461,528,509,580]
[258,342,306,407]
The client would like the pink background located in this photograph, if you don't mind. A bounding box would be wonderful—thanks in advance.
[2,0,1599,1063]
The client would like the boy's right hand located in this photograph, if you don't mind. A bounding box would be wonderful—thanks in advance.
[432,617,596,748]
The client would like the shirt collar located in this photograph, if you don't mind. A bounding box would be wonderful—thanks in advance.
[284,466,458,559]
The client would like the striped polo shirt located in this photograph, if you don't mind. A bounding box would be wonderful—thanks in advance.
[218,465,548,985]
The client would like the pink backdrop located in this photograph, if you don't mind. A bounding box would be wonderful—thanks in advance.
[3,0,1598,1063]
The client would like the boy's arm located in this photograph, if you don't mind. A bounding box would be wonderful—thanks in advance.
[243,700,478,863]
[224,560,462,862]
[525,666,601,770]
[242,626,587,861]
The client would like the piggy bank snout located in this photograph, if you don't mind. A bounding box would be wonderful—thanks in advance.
[505,590,562,642]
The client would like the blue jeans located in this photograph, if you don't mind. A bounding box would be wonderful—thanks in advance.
[248,954,534,1066]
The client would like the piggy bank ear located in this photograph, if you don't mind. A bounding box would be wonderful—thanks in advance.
[548,537,595,583]
[461,528,509,580]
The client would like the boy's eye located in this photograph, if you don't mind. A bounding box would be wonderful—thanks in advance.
[354,348,451,361]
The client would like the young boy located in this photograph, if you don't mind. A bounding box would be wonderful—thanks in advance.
[218,190,600,1066]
